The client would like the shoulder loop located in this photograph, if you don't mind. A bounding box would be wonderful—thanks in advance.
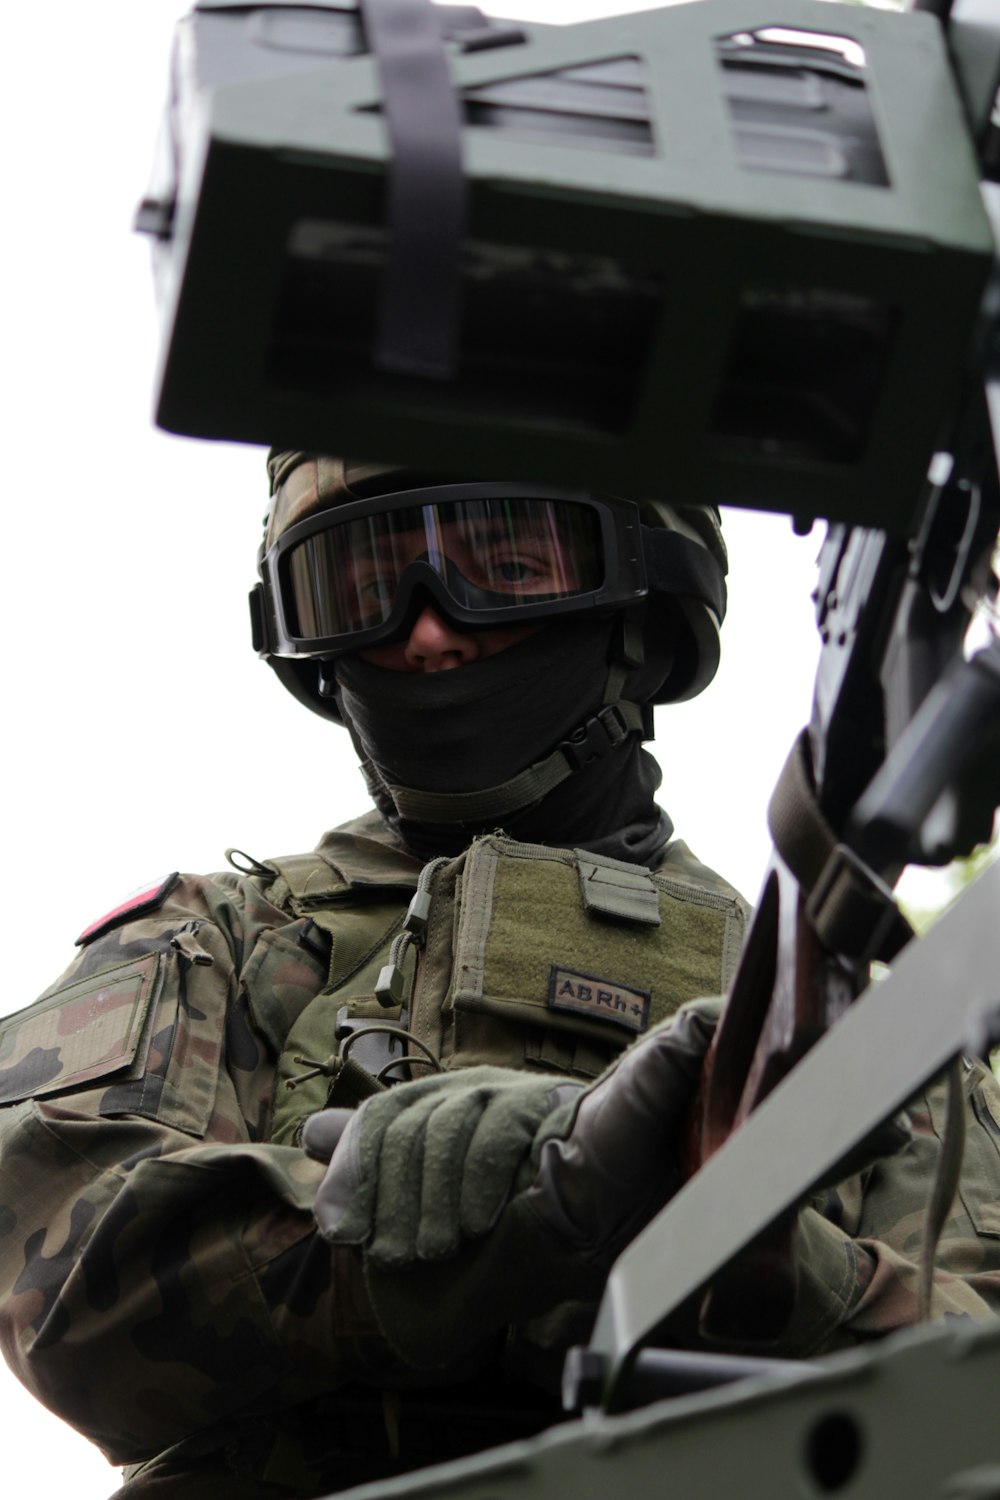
[575,849,662,927]
[313,814,425,891]
[262,837,422,918]
[225,848,277,878]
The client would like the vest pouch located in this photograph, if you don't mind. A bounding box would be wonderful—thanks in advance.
[412,834,745,1081]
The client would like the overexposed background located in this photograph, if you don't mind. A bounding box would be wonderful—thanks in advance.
[0,0,895,1492]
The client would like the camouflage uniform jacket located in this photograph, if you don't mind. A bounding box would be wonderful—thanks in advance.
[1,811,999,1494]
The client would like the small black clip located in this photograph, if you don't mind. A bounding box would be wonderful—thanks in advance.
[560,706,628,772]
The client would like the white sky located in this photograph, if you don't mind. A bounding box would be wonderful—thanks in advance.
[0,0,896,1492]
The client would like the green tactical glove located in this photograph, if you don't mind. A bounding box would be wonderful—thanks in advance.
[302,999,721,1368]
[303,1068,580,1269]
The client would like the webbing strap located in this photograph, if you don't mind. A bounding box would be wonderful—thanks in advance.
[768,731,913,963]
[360,0,464,377]
[386,745,578,824]
[385,700,644,824]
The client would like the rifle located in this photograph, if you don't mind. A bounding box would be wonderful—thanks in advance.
[689,428,1000,1344]
[685,0,1000,1346]
[566,448,1000,1409]
[566,0,1000,1409]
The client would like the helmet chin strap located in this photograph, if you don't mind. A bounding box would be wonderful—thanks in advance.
[359,609,654,828]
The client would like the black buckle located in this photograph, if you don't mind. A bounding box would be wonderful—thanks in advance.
[560,705,628,772]
[805,841,913,965]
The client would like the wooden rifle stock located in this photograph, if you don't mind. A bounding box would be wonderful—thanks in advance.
[687,847,853,1341]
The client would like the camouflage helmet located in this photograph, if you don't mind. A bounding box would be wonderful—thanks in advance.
[251,453,727,724]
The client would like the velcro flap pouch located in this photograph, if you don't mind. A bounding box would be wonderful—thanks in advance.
[435,835,741,1079]
[0,955,162,1105]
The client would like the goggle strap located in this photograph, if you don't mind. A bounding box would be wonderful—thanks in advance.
[601,606,646,714]
[384,700,645,826]
[611,607,646,675]
[645,530,727,622]
[604,657,636,711]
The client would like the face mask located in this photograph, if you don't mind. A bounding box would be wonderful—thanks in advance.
[334,616,673,863]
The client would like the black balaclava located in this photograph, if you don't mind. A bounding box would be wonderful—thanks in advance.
[333,612,674,864]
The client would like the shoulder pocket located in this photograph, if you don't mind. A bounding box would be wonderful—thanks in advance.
[0,955,162,1106]
[0,936,227,1139]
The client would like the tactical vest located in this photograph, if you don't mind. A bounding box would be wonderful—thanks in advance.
[261,830,746,1147]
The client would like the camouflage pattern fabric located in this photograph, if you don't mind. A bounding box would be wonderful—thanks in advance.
[1,811,1000,1497]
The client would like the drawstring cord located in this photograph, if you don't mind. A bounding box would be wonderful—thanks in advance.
[287,855,449,1092]
[374,856,449,1008]
[285,1024,442,1090]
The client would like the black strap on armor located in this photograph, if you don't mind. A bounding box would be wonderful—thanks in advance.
[378,698,645,824]
[768,731,914,963]
[359,0,464,378]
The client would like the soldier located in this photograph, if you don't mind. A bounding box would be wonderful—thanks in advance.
[1,454,998,1500]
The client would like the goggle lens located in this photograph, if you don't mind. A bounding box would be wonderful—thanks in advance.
[285,498,605,641]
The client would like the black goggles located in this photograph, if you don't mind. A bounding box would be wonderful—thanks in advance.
[257,483,649,657]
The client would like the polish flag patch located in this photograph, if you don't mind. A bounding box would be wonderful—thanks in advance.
[76,873,181,946]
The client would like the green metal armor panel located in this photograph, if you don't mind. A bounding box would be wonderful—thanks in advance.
[143,0,993,534]
[313,1319,1000,1500]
